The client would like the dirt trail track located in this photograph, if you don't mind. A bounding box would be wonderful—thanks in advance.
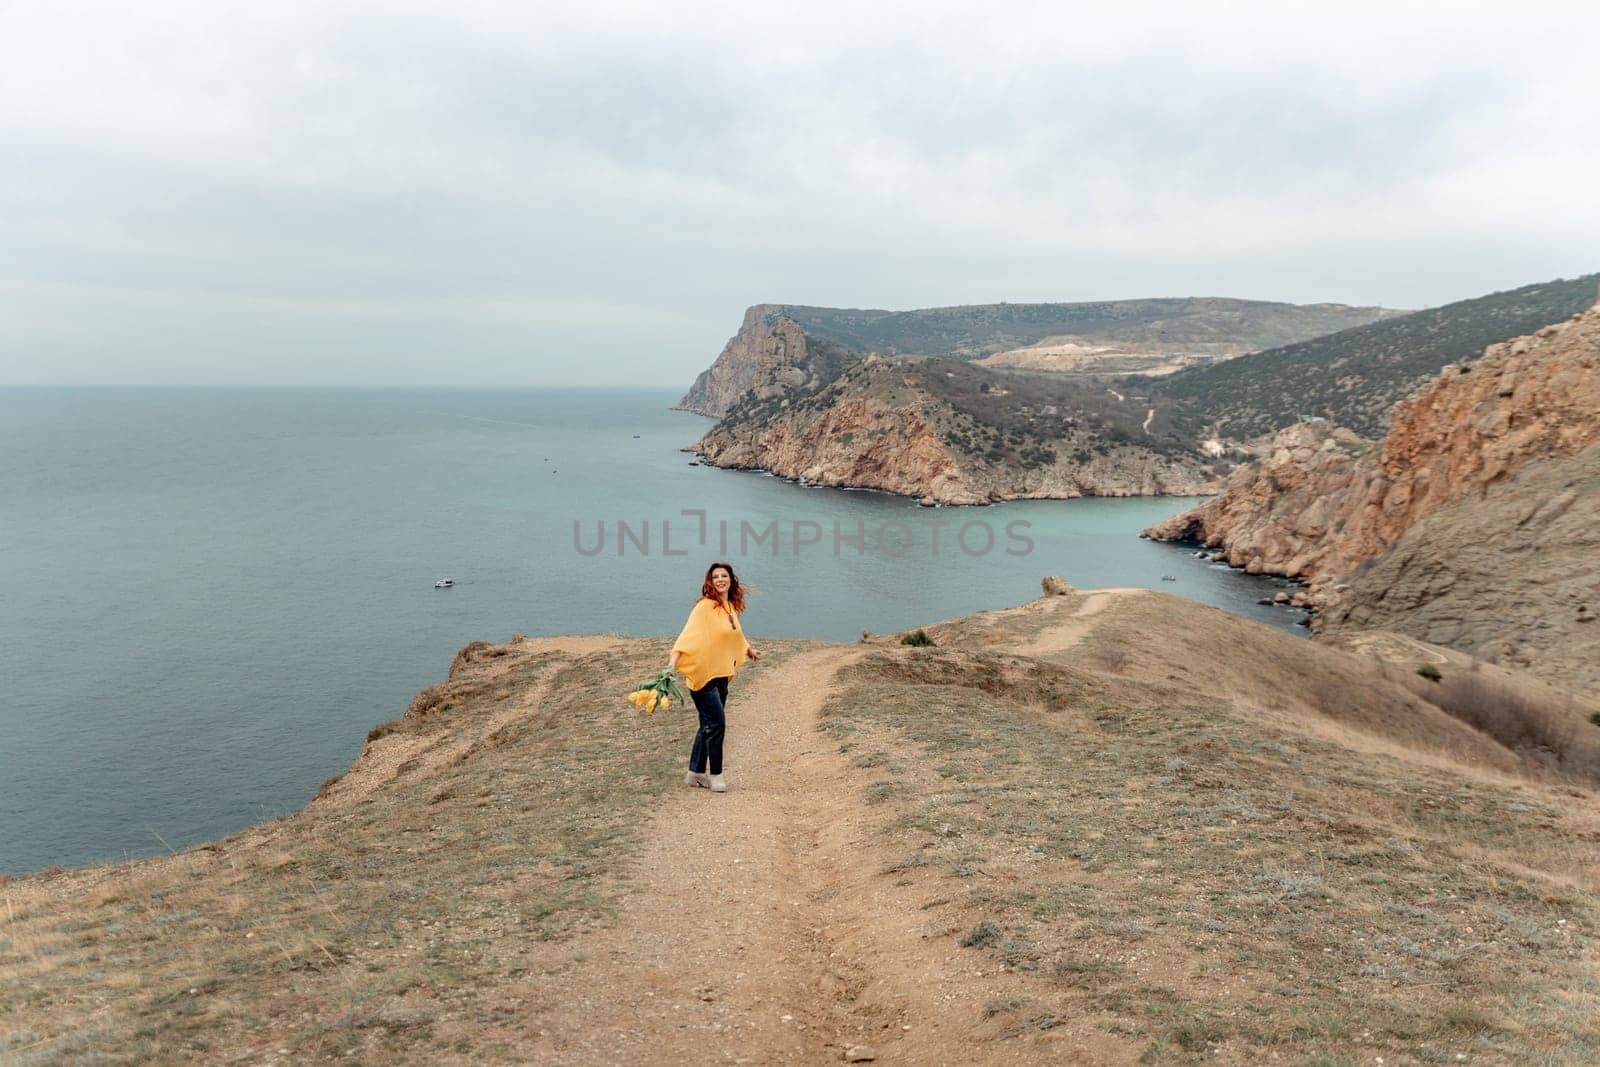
[541,645,1057,1066]
[1012,588,1142,658]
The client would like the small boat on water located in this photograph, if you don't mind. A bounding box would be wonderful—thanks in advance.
[1160,575,1178,582]
[434,579,455,589]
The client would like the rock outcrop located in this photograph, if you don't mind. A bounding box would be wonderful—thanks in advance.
[690,354,1219,504]
[674,304,787,418]
[1321,446,1600,690]
[1142,421,1378,578]
[675,297,1414,500]
[677,298,1404,418]
[1145,302,1600,686]
[1155,273,1600,440]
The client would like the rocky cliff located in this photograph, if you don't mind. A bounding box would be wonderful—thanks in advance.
[678,298,1402,418]
[691,353,1217,504]
[1141,420,1380,579]
[1145,302,1600,684]
[1155,273,1600,440]
[1321,446,1600,690]
[674,304,787,417]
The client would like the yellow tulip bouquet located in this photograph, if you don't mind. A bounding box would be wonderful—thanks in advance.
[626,667,686,715]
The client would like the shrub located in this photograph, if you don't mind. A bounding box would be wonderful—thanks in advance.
[1413,672,1597,780]
[1416,663,1442,682]
[1097,645,1130,673]
[901,629,935,647]
[960,921,1000,948]
[1590,711,1600,728]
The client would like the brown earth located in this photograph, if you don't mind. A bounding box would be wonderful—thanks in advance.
[975,342,1238,378]
[689,350,1218,505]
[1144,303,1600,689]
[677,300,1403,419]
[1319,445,1600,691]
[5,593,1600,1065]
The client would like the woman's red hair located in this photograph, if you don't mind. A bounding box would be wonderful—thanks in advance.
[700,562,745,613]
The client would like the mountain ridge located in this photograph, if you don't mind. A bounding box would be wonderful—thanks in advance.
[676,297,1403,418]
[1154,273,1600,440]
[1145,298,1600,690]
[687,327,1219,504]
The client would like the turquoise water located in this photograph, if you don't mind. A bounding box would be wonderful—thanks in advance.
[1,387,1302,873]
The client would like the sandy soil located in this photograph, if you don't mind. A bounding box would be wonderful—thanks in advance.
[527,644,1121,1064]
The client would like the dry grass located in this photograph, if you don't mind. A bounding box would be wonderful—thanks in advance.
[6,590,1600,1065]
[1407,667,1600,781]
[828,594,1600,1065]
[0,638,723,1065]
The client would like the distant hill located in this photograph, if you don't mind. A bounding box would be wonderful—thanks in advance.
[1155,274,1600,440]
[748,298,1400,360]
[686,315,1218,504]
[678,298,1401,418]
[1147,299,1600,692]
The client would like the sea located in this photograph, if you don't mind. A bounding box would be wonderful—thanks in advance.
[0,386,1306,874]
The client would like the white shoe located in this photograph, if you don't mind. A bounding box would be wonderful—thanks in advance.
[709,774,727,793]
[684,770,711,789]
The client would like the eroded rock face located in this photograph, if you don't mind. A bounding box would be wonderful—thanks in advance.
[1144,303,1600,683]
[690,391,1217,505]
[674,305,787,418]
[1142,421,1379,583]
[1321,446,1600,690]
[683,314,1223,504]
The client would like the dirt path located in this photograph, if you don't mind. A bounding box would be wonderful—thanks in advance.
[1141,407,1154,434]
[523,644,1067,1065]
[1338,630,1449,666]
[529,647,888,1063]
[1013,588,1145,658]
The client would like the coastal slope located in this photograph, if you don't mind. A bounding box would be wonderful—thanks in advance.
[1319,445,1600,688]
[1154,273,1600,441]
[5,590,1600,1065]
[1146,301,1600,689]
[689,348,1216,504]
[678,298,1402,419]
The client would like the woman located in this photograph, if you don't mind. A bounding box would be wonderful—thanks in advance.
[668,562,762,793]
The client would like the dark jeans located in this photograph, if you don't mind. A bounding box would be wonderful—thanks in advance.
[688,676,730,775]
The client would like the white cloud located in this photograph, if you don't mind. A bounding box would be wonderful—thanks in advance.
[2,0,1597,383]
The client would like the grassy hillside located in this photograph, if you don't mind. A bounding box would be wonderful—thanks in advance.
[1156,274,1600,440]
[715,354,1208,474]
[834,592,1600,1062]
[5,593,1598,1064]
[761,298,1399,360]
[915,359,1202,467]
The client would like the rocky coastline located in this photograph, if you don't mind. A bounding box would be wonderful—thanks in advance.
[679,311,1225,504]
[688,390,1219,506]
[671,297,1415,504]
[1144,301,1600,686]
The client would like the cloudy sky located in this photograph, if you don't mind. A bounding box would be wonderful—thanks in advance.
[3,1,1597,386]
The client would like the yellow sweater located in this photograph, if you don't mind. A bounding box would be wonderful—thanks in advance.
[671,597,751,691]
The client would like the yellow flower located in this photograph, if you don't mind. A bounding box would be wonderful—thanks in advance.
[627,690,649,707]
[645,692,660,714]
[658,697,671,710]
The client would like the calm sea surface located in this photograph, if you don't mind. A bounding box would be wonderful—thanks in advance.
[1,387,1304,873]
